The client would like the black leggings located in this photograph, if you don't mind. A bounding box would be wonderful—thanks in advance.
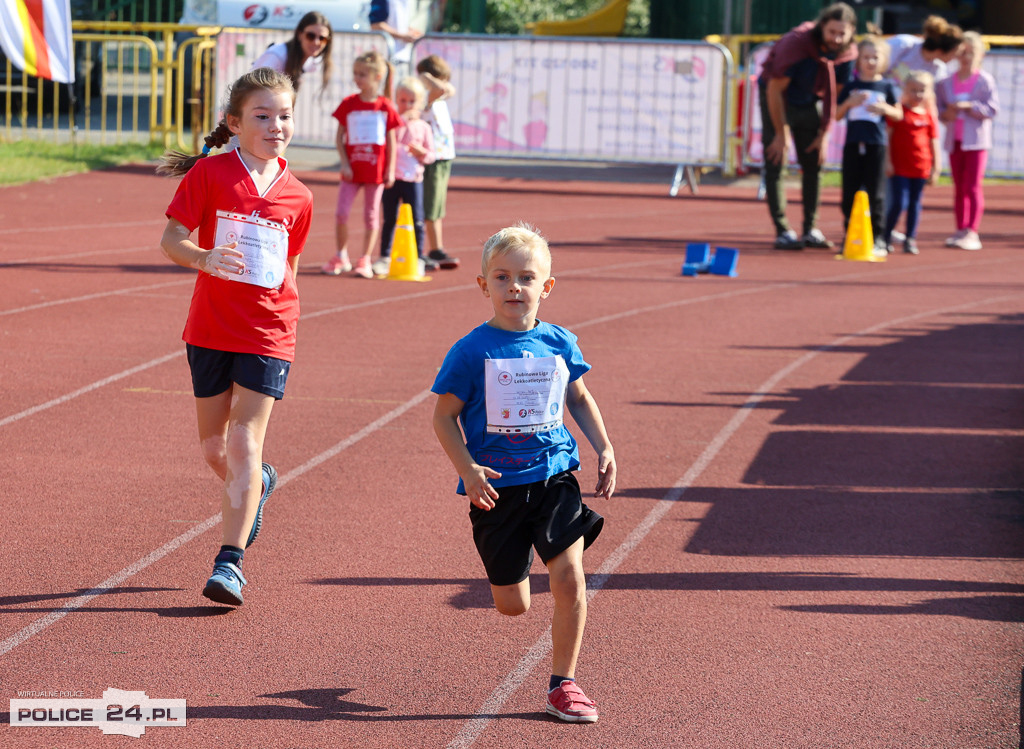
[380,180,426,258]
[841,142,887,240]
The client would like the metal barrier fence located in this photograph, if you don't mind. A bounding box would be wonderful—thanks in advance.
[410,35,733,171]
[3,24,731,192]
[1,21,216,150]
[6,25,1018,180]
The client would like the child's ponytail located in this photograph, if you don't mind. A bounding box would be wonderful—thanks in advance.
[382,59,395,101]
[156,121,233,177]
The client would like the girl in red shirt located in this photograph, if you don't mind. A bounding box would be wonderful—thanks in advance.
[884,71,940,254]
[158,68,313,606]
[322,50,400,278]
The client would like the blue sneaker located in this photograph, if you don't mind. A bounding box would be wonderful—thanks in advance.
[202,562,247,606]
[246,463,276,549]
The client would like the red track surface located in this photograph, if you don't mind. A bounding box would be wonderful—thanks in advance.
[1,165,1022,749]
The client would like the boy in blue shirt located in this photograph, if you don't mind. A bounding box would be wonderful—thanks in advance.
[432,223,616,723]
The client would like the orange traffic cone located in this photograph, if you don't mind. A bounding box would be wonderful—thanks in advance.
[386,203,430,282]
[839,190,883,262]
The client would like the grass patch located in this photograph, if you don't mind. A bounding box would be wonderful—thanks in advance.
[0,139,166,186]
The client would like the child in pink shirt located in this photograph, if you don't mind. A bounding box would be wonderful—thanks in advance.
[373,76,437,276]
[935,32,999,251]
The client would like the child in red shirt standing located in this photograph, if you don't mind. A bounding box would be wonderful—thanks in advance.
[158,68,313,606]
[884,71,940,254]
[321,50,400,278]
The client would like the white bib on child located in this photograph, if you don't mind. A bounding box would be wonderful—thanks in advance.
[484,355,568,435]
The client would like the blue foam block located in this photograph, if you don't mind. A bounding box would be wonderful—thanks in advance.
[710,247,739,277]
[681,242,711,276]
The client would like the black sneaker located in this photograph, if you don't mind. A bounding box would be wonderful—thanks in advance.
[428,249,460,269]
[773,230,803,250]
[801,228,834,249]
[903,238,919,255]
[246,463,276,549]
[423,257,440,272]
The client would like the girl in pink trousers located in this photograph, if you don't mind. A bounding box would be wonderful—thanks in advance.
[935,32,999,251]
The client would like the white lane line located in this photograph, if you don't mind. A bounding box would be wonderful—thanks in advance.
[1,245,161,266]
[0,352,184,429]
[0,389,433,658]
[0,259,693,429]
[0,515,221,657]
[0,219,161,236]
[0,254,1018,667]
[0,280,193,317]
[444,291,1024,748]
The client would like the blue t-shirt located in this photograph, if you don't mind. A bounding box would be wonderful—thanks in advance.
[431,321,591,494]
[838,78,899,145]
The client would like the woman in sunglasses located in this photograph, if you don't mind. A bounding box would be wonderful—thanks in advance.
[253,11,333,95]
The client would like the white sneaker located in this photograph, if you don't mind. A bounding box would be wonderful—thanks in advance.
[890,229,906,244]
[953,231,982,251]
[944,229,967,247]
[371,257,391,276]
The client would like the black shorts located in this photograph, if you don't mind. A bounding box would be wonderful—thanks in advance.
[469,471,604,587]
[186,344,290,400]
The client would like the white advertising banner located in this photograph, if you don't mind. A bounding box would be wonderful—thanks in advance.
[984,50,1024,178]
[414,36,729,165]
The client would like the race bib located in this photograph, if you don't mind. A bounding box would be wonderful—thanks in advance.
[347,110,386,145]
[485,355,568,435]
[849,90,884,123]
[214,210,288,289]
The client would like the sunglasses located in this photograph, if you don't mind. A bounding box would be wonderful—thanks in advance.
[304,31,329,43]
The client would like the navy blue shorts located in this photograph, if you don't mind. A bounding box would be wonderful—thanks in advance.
[186,344,290,400]
[469,471,604,587]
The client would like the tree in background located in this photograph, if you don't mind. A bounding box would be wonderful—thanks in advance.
[443,0,650,37]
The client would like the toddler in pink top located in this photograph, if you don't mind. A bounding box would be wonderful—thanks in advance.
[373,76,437,276]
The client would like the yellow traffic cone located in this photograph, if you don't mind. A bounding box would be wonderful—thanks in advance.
[840,190,883,262]
[386,203,430,282]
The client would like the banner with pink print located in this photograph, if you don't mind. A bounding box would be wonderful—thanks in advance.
[413,35,731,166]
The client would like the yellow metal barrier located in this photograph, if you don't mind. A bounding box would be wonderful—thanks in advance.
[175,34,217,153]
[1,21,220,150]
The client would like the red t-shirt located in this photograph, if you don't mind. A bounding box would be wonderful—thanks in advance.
[165,151,313,361]
[332,94,401,183]
[887,108,938,179]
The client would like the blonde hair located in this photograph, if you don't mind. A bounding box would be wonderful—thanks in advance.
[481,223,551,276]
[396,76,427,110]
[157,67,295,177]
[903,70,934,92]
[961,30,986,57]
[857,35,890,71]
[354,49,394,100]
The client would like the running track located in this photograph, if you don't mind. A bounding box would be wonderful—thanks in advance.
[0,164,1021,748]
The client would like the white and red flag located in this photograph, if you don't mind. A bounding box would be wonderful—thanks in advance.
[0,0,75,83]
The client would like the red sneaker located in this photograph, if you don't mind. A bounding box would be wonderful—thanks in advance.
[546,680,598,723]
